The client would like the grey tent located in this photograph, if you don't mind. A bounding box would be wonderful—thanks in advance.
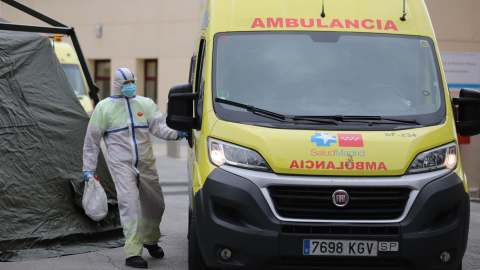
[0,26,123,261]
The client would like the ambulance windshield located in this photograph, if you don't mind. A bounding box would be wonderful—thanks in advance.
[213,32,445,128]
[61,64,87,96]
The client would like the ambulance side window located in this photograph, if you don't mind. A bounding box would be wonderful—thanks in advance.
[194,39,206,129]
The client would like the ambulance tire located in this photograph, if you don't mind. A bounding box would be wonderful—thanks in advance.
[457,262,462,270]
[188,211,219,270]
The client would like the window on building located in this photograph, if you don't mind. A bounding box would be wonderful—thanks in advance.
[95,60,111,100]
[144,59,158,102]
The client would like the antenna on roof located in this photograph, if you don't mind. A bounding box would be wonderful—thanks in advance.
[400,0,407,21]
[321,0,326,18]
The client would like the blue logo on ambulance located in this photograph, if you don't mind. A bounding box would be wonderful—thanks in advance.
[311,133,337,147]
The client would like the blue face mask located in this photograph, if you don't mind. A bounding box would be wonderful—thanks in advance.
[121,83,136,97]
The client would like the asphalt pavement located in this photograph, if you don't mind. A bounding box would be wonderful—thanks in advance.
[1,139,479,270]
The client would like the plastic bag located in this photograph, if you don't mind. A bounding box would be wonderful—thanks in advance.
[82,175,108,221]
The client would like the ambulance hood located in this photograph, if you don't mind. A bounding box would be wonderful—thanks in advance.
[210,119,456,176]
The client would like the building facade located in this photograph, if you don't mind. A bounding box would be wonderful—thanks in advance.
[1,0,479,194]
[1,0,207,110]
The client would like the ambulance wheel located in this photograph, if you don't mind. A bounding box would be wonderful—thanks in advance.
[188,211,219,270]
[457,262,462,270]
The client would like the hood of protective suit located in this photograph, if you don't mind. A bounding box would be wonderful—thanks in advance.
[113,68,136,96]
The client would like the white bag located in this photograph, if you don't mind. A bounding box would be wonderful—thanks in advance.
[82,175,108,221]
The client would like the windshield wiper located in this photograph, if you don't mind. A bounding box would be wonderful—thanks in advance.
[335,115,421,125]
[292,116,338,125]
[215,98,337,125]
[294,115,421,125]
[215,98,287,121]
[216,98,423,126]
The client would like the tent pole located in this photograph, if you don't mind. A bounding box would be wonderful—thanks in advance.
[0,0,100,105]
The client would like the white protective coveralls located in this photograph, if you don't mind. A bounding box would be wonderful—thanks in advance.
[83,68,178,258]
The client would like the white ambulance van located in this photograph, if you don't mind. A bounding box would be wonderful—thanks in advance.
[166,0,480,269]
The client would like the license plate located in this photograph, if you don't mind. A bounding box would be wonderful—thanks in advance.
[303,239,378,256]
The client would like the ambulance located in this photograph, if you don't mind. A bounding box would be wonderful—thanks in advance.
[52,34,94,115]
[166,0,480,269]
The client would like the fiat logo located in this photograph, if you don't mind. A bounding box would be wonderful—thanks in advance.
[332,190,349,207]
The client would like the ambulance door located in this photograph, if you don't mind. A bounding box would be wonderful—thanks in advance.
[189,37,207,210]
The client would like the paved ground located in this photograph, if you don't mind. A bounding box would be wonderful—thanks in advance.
[0,139,190,270]
[464,199,480,270]
[1,138,479,270]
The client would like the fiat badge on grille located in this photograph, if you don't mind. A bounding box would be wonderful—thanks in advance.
[332,190,349,207]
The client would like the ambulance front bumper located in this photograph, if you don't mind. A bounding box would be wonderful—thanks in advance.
[194,168,469,270]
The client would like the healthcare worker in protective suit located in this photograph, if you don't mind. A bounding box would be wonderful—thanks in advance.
[83,67,187,268]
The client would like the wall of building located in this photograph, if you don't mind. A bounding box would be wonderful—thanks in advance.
[425,0,480,195]
[426,0,480,52]
[0,0,206,111]
[1,0,479,194]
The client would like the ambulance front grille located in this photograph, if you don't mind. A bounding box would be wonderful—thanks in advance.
[268,186,411,220]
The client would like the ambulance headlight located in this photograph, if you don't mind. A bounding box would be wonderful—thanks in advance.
[208,138,270,172]
[407,142,457,174]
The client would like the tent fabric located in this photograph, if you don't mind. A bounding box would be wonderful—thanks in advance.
[0,25,123,262]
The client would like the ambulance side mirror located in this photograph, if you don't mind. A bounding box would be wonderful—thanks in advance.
[453,88,480,136]
[166,83,199,131]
